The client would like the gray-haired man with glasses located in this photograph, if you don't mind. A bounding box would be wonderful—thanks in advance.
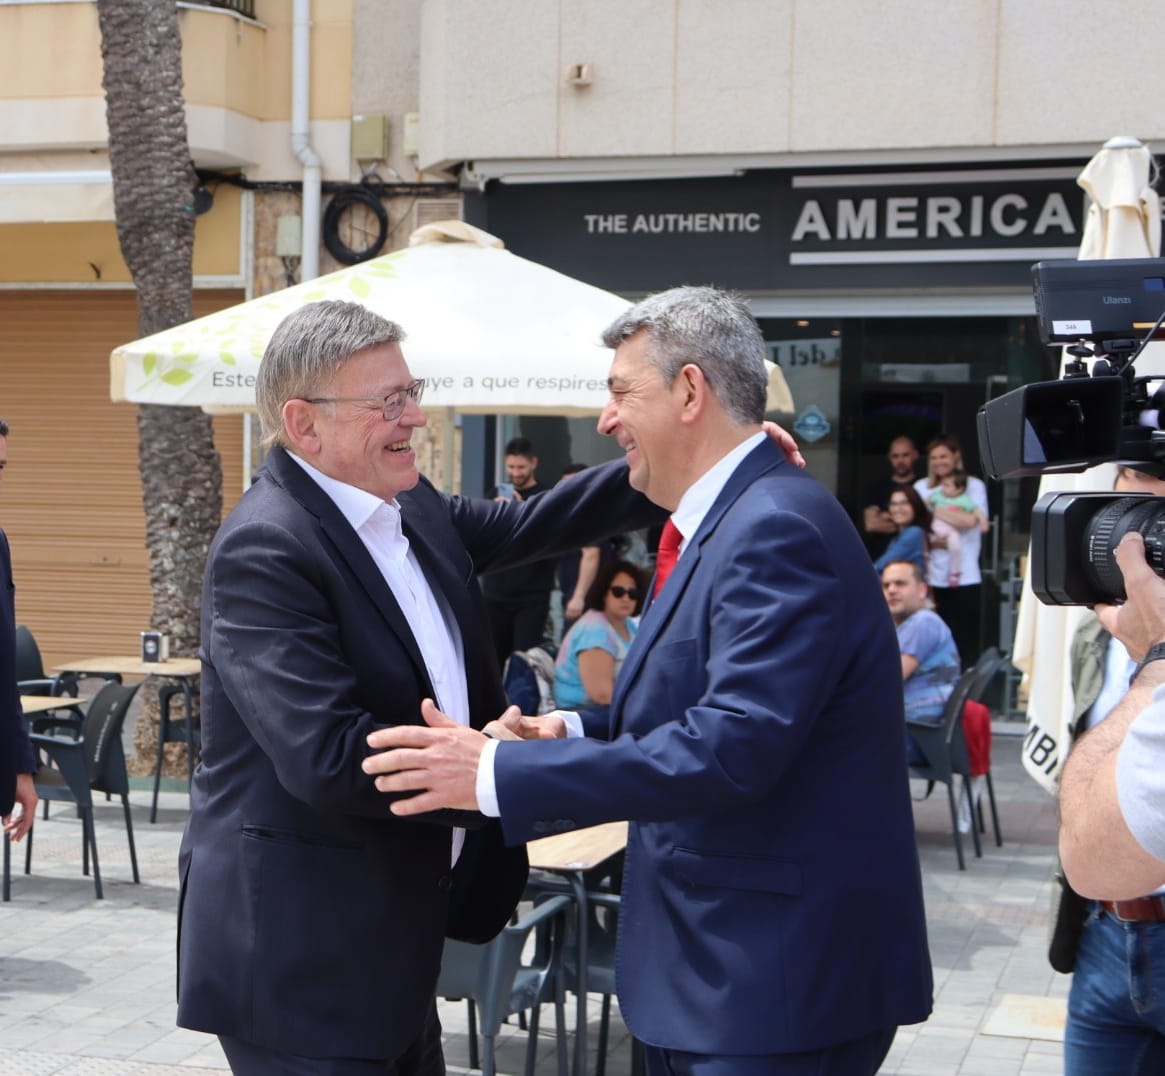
[175,299,664,1074]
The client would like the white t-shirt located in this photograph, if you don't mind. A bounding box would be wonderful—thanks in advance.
[1117,682,1165,862]
[914,474,988,588]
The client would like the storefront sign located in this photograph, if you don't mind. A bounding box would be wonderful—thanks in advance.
[465,161,1096,293]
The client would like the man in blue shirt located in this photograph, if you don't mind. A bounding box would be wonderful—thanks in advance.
[882,559,960,763]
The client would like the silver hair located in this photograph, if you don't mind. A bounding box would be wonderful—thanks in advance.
[601,285,767,424]
[256,300,406,450]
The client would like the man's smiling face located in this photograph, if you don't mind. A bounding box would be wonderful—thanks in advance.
[308,343,426,502]
[597,331,685,509]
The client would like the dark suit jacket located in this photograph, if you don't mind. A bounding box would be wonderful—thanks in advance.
[176,448,657,1061]
[0,530,34,817]
[495,439,934,1056]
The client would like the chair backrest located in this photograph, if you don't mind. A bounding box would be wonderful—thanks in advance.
[908,668,978,785]
[14,624,46,682]
[967,646,1008,701]
[82,681,141,793]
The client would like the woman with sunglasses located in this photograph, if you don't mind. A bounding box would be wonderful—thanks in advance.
[554,558,648,709]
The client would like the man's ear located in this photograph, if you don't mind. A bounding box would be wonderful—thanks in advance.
[283,398,322,457]
[676,363,709,424]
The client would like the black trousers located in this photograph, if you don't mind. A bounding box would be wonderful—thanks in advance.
[219,1000,444,1075]
[484,593,550,670]
[931,582,981,666]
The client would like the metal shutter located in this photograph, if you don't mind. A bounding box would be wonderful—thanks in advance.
[1,289,245,668]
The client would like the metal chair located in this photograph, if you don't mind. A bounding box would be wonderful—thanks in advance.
[3,681,142,900]
[963,646,1011,847]
[437,893,571,1076]
[150,682,200,822]
[15,624,77,698]
[907,667,981,870]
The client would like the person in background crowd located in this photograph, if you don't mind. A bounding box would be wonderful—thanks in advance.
[873,485,932,576]
[914,434,989,664]
[481,437,558,667]
[553,558,647,710]
[881,559,960,767]
[0,417,37,844]
[555,462,621,635]
[864,435,921,559]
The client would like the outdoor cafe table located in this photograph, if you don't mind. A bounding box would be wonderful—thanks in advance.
[51,657,202,815]
[527,820,629,1076]
[19,694,91,715]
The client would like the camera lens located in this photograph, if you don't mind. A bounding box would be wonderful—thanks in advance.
[1082,496,1165,601]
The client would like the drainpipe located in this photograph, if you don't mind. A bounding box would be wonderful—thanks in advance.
[291,0,321,281]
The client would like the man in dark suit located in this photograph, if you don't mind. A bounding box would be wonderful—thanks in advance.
[175,301,659,1073]
[366,287,933,1074]
[0,418,37,842]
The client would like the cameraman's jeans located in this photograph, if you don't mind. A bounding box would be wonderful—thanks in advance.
[1064,904,1165,1074]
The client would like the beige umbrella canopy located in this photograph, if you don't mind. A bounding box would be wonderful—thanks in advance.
[110,219,793,417]
[1014,136,1164,793]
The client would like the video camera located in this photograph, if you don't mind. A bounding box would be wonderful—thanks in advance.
[976,257,1165,606]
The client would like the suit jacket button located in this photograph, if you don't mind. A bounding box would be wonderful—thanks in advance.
[533,821,548,834]
[438,874,453,892]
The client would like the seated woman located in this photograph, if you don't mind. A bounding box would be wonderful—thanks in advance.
[554,559,647,709]
[873,485,932,575]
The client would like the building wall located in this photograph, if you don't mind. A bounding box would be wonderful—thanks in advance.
[414,0,1165,171]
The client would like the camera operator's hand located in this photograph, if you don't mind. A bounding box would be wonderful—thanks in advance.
[1095,532,1165,662]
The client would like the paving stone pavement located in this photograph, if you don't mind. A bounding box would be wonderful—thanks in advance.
[0,727,1070,1075]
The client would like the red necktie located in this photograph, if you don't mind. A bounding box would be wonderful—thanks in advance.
[653,519,682,598]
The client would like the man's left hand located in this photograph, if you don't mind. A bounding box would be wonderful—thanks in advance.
[363,699,488,815]
[2,773,36,842]
[1096,532,1165,661]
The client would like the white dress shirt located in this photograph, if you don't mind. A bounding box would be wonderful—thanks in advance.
[288,454,470,861]
[475,430,768,816]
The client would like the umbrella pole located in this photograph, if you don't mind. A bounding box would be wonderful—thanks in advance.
[442,406,457,493]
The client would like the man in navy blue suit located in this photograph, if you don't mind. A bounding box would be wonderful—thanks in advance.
[1,418,37,843]
[366,286,933,1074]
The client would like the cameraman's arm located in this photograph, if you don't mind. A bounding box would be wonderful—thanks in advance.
[1060,664,1165,899]
[1060,531,1165,898]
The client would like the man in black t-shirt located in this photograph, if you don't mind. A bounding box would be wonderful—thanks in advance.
[863,435,920,559]
[481,437,557,668]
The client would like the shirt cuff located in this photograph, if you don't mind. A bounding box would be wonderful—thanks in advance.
[555,710,584,738]
[475,736,501,817]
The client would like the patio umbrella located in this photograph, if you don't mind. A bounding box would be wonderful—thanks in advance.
[1014,136,1163,794]
[111,217,792,415]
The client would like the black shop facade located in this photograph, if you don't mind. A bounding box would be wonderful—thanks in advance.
[462,158,1092,659]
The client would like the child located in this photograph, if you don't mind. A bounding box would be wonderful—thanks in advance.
[926,471,988,586]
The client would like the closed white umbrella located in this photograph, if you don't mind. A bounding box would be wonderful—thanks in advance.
[1014,137,1163,793]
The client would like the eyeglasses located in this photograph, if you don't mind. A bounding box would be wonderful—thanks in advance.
[609,585,640,600]
[307,379,426,421]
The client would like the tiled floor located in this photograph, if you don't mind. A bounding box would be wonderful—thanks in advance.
[0,726,1071,1074]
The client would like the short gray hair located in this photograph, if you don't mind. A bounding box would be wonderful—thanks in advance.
[601,285,767,424]
[256,300,406,450]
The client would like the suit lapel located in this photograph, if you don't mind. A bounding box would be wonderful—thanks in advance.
[610,440,786,726]
[265,449,431,680]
